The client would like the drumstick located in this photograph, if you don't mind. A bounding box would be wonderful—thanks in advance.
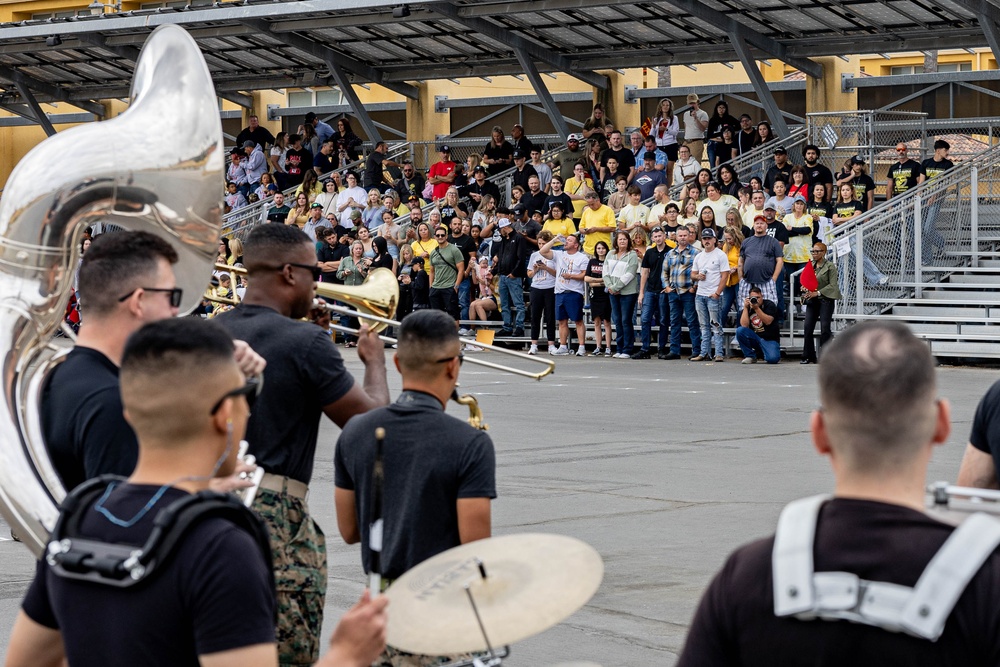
[369,427,386,596]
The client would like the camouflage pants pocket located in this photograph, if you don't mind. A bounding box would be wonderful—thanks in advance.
[253,489,327,667]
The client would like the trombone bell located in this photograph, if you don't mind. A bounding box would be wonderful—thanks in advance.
[314,268,398,333]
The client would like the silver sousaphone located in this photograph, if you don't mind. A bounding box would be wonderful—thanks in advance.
[0,25,224,556]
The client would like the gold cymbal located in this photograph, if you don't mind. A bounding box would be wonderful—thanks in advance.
[384,533,603,656]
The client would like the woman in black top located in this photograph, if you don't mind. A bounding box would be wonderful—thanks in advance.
[482,126,513,176]
[807,183,833,245]
[718,164,741,197]
[331,118,363,166]
[584,240,613,357]
[754,121,775,147]
[370,236,396,274]
[716,126,738,168]
[707,101,739,168]
[832,182,864,227]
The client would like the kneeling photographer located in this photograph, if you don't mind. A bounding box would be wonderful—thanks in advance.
[735,285,781,364]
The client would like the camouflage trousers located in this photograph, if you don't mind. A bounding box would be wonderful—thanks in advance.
[253,487,327,667]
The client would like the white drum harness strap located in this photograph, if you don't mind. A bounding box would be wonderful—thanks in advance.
[772,495,1000,641]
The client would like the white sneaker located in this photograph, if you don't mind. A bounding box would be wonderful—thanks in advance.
[458,328,474,336]
[613,352,627,359]
[604,349,613,357]
[528,344,538,355]
[463,343,482,352]
[547,345,558,355]
[552,346,570,356]
[576,347,586,357]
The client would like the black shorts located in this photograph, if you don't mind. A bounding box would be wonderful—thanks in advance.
[660,144,679,162]
[590,296,611,320]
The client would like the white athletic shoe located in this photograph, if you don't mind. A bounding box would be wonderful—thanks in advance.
[576,347,586,356]
[528,344,538,355]
[458,328,474,336]
[548,345,558,355]
[552,346,570,356]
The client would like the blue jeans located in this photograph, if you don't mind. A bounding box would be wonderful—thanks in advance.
[639,292,669,352]
[775,270,786,324]
[498,275,525,330]
[735,326,781,363]
[720,284,738,328]
[695,294,724,358]
[610,292,638,355]
[668,290,701,356]
[844,235,887,286]
[922,200,947,264]
[457,277,472,321]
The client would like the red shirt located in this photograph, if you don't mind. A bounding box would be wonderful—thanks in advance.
[428,160,456,200]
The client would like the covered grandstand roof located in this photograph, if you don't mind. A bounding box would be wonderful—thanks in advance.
[0,0,995,113]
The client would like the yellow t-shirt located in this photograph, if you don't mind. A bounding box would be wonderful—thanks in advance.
[783,213,814,264]
[411,239,437,271]
[579,204,616,257]
[564,177,594,220]
[724,244,740,286]
[541,218,577,247]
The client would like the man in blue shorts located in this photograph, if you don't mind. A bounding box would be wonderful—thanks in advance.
[539,233,590,356]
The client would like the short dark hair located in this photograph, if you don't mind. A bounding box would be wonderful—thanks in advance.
[78,231,179,317]
[749,284,763,295]
[244,224,312,272]
[123,318,234,379]
[803,144,820,156]
[396,310,460,373]
[819,321,938,470]
[934,139,951,151]
[375,141,388,150]
[626,185,642,196]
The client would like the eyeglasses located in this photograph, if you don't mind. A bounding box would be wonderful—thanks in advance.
[117,287,184,307]
[278,262,322,281]
[434,233,448,238]
[434,352,464,366]
[210,376,263,415]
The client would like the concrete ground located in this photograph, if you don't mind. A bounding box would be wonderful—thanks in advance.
[0,351,994,666]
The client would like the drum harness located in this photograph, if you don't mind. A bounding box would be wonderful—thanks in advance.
[772,494,1000,641]
[44,475,274,607]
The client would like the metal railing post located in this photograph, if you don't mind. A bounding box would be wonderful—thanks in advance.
[914,197,923,297]
[972,166,980,268]
[856,226,865,315]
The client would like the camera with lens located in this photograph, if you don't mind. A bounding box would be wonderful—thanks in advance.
[749,296,759,306]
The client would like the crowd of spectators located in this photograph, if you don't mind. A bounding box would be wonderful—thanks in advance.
[212,102,957,363]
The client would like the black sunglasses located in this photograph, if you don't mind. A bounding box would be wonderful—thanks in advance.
[117,287,183,308]
[278,262,322,281]
[210,376,263,415]
[434,353,464,366]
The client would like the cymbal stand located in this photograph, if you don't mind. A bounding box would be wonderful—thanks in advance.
[443,558,508,667]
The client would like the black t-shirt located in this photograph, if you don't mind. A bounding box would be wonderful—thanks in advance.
[887,159,924,195]
[318,242,350,283]
[544,193,574,217]
[677,498,1000,667]
[846,175,877,211]
[313,151,336,175]
[600,147,635,177]
[523,190,548,217]
[483,141,513,176]
[284,147,312,186]
[439,202,468,226]
[466,180,501,203]
[511,164,538,191]
[763,163,793,193]
[42,347,138,491]
[970,379,1000,484]
[22,485,275,666]
[736,129,756,156]
[803,162,833,189]
[365,151,386,189]
[448,233,477,265]
[641,245,668,292]
[265,203,291,224]
[922,157,954,181]
[334,390,496,579]
[833,200,864,221]
[586,257,608,301]
[215,304,355,483]
[236,126,275,150]
[746,298,780,341]
[765,220,789,245]
[806,200,832,222]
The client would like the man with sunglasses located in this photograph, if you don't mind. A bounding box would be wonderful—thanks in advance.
[334,309,495,664]
[42,231,265,494]
[886,142,925,199]
[11,318,389,667]
[215,223,390,666]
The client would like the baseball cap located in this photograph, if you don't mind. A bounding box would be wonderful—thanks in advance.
[497,218,512,229]
[763,203,777,211]
[473,165,487,174]
[567,133,581,142]
[643,151,657,161]
[773,146,787,155]
[349,210,362,219]
[310,202,323,209]
[532,210,543,217]
[512,150,525,159]
[242,140,255,149]
[850,154,865,165]
[408,194,420,201]
[438,144,451,153]
[701,228,717,239]
[511,203,527,214]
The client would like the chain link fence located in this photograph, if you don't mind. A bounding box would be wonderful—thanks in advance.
[830,143,1000,318]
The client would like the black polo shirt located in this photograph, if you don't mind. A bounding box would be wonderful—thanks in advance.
[42,347,139,491]
[215,304,355,484]
[334,390,496,579]
[641,244,669,292]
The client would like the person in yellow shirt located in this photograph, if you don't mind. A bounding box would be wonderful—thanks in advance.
[541,202,577,249]
[579,191,617,257]
[565,162,595,224]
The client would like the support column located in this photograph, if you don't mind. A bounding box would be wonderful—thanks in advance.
[728,34,790,137]
[15,83,55,137]
[595,70,641,133]
[326,58,383,143]
[806,56,859,114]
[513,48,570,141]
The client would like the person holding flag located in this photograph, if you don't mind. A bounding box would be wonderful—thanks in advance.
[800,242,841,364]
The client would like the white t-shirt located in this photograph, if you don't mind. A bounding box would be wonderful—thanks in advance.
[528,251,556,290]
[336,187,368,226]
[270,145,286,172]
[553,250,589,295]
[692,247,730,297]
[682,109,709,140]
[697,195,739,225]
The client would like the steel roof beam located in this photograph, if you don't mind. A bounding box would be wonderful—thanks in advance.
[0,66,104,116]
[729,32,790,137]
[513,47,570,141]
[325,56,382,143]
[14,83,56,136]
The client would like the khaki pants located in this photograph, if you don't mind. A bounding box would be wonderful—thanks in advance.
[684,138,705,165]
